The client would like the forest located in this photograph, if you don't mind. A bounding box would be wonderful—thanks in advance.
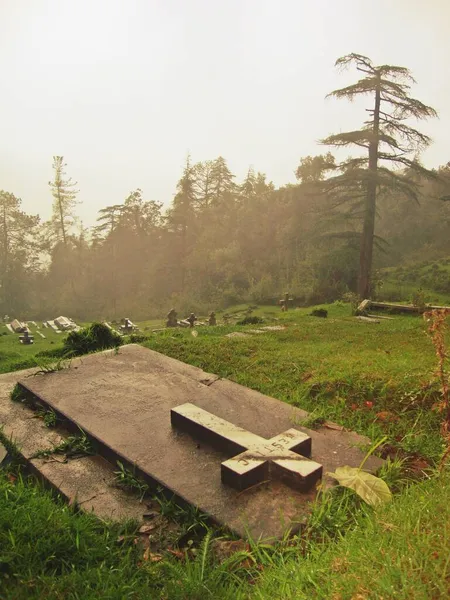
[2,54,450,320]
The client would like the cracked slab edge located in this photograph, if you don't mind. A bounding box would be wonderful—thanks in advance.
[0,367,145,522]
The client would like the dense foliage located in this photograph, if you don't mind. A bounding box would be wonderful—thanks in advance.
[1,55,449,320]
[64,323,123,356]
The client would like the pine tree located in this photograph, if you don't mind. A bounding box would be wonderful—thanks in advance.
[210,156,236,206]
[0,190,40,313]
[322,53,438,298]
[168,156,197,292]
[94,204,124,238]
[48,156,79,245]
[295,153,335,184]
[192,160,215,210]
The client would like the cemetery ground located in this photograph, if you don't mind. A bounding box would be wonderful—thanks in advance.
[0,303,449,599]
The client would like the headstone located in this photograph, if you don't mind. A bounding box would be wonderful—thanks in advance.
[18,345,383,540]
[179,313,197,328]
[11,319,27,333]
[166,308,178,328]
[279,293,293,312]
[120,318,135,334]
[54,316,77,331]
[19,330,34,344]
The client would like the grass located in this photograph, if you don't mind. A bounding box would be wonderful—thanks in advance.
[252,470,450,599]
[0,323,64,373]
[1,302,449,598]
[141,303,448,463]
[113,461,149,500]
[32,431,95,459]
[3,303,448,463]
[1,467,449,599]
[379,258,450,305]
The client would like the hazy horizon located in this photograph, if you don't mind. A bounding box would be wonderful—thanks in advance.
[1,0,449,226]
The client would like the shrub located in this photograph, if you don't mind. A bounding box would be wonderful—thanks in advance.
[63,323,123,356]
[237,316,264,326]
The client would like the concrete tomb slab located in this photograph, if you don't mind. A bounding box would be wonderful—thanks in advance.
[17,344,382,540]
[10,319,27,333]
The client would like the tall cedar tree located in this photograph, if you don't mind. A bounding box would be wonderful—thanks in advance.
[48,156,79,245]
[322,53,438,299]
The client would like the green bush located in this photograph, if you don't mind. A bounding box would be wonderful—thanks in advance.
[63,323,123,356]
[237,316,264,326]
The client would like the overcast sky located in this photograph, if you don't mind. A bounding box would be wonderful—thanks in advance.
[1,0,449,226]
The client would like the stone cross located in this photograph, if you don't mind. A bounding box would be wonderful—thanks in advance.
[171,403,323,492]
[19,330,34,345]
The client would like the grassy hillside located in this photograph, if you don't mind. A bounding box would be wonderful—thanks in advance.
[1,303,449,598]
[378,258,450,305]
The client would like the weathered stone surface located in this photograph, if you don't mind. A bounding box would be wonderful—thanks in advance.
[356,316,381,324]
[0,368,145,521]
[225,332,250,338]
[18,345,383,540]
[171,403,322,492]
[10,319,27,333]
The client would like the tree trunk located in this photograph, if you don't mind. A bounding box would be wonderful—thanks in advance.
[1,202,8,310]
[57,189,67,245]
[358,72,381,299]
[180,222,186,293]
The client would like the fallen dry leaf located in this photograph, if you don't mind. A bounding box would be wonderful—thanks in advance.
[167,548,185,560]
[143,548,163,562]
[139,522,158,534]
[134,535,150,549]
[375,411,398,423]
[323,422,345,431]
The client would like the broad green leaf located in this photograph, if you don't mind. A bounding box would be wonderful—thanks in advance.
[328,466,392,507]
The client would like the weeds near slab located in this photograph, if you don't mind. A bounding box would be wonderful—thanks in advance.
[153,486,209,533]
[296,408,327,430]
[33,430,94,459]
[0,429,22,470]
[35,407,58,428]
[10,383,27,403]
[113,461,149,500]
[33,357,70,374]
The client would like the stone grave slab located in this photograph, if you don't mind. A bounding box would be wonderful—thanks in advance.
[18,344,382,540]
